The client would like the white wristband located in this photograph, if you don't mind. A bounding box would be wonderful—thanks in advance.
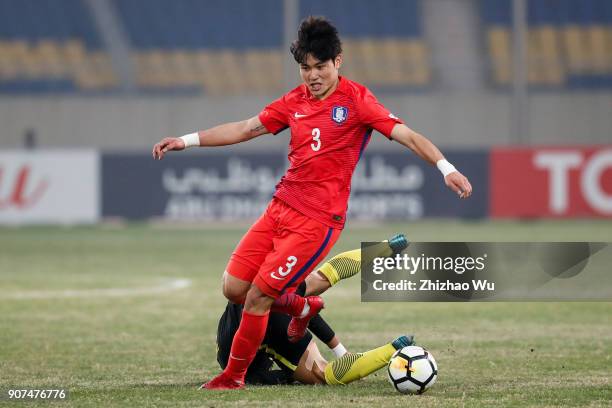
[331,343,348,358]
[179,132,200,148]
[436,159,457,177]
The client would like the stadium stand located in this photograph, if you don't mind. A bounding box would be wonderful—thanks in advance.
[113,0,429,93]
[0,0,117,92]
[5,0,610,94]
[112,0,284,94]
[481,0,612,88]
[0,0,430,94]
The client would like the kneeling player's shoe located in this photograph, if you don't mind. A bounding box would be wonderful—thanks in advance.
[391,334,415,350]
[200,372,244,390]
[287,295,324,343]
[388,234,409,254]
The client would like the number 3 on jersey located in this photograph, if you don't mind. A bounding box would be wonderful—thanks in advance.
[311,128,321,151]
[270,255,298,280]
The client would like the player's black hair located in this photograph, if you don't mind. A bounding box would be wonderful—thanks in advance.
[290,16,342,64]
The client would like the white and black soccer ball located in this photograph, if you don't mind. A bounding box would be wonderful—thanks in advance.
[387,345,438,394]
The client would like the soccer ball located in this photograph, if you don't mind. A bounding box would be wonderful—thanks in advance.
[387,346,438,394]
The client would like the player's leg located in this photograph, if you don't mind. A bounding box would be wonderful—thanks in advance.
[207,282,316,389]
[292,340,328,384]
[291,335,415,385]
[215,302,242,371]
[203,203,279,389]
[222,203,279,304]
[204,284,274,389]
[205,201,340,389]
[303,234,409,296]
[253,212,341,342]
[323,335,415,385]
[222,273,251,304]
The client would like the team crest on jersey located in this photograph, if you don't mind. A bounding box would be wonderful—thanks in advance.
[331,106,348,124]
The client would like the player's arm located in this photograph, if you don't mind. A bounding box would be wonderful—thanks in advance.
[390,124,473,199]
[152,115,269,160]
[295,281,348,357]
[308,315,348,357]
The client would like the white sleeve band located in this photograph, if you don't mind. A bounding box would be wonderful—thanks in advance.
[180,132,200,148]
[436,159,457,177]
[331,343,348,358]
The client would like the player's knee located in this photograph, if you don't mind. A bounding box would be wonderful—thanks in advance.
[312,366,327,384]
[303,270,332,296]
[243,285,274,314]
[293,341,328,385]
[222,279,246,303]
[222,271,249,303]
[222,285,246,304]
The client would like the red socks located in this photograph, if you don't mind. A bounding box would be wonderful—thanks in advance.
[270,291,306,317]
[223,310,269,383]
[223,292,307,383]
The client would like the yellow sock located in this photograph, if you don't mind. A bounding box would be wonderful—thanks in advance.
[318,249,362,286]
[318,240,397,286]
[324,343,396,385]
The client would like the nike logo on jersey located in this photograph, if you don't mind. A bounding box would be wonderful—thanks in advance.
[294,112,307,118]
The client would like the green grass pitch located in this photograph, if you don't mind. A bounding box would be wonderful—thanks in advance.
[0,220,611,407]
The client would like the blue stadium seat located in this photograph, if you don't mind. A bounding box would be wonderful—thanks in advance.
[481,0,612,89]
[480,0,512,26]
[112,0,283,50]
[299,0,422,38]
[0,0,115,93]
[0,0,103,48]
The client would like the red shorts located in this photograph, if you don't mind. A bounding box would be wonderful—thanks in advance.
[226,198,342,298]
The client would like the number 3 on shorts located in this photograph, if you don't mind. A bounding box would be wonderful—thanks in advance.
[270,255,298,280]
[311,128,321,151]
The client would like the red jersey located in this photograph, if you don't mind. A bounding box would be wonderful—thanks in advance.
[258,76,403,229]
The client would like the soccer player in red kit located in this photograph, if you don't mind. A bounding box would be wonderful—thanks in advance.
[152,17,472,390]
